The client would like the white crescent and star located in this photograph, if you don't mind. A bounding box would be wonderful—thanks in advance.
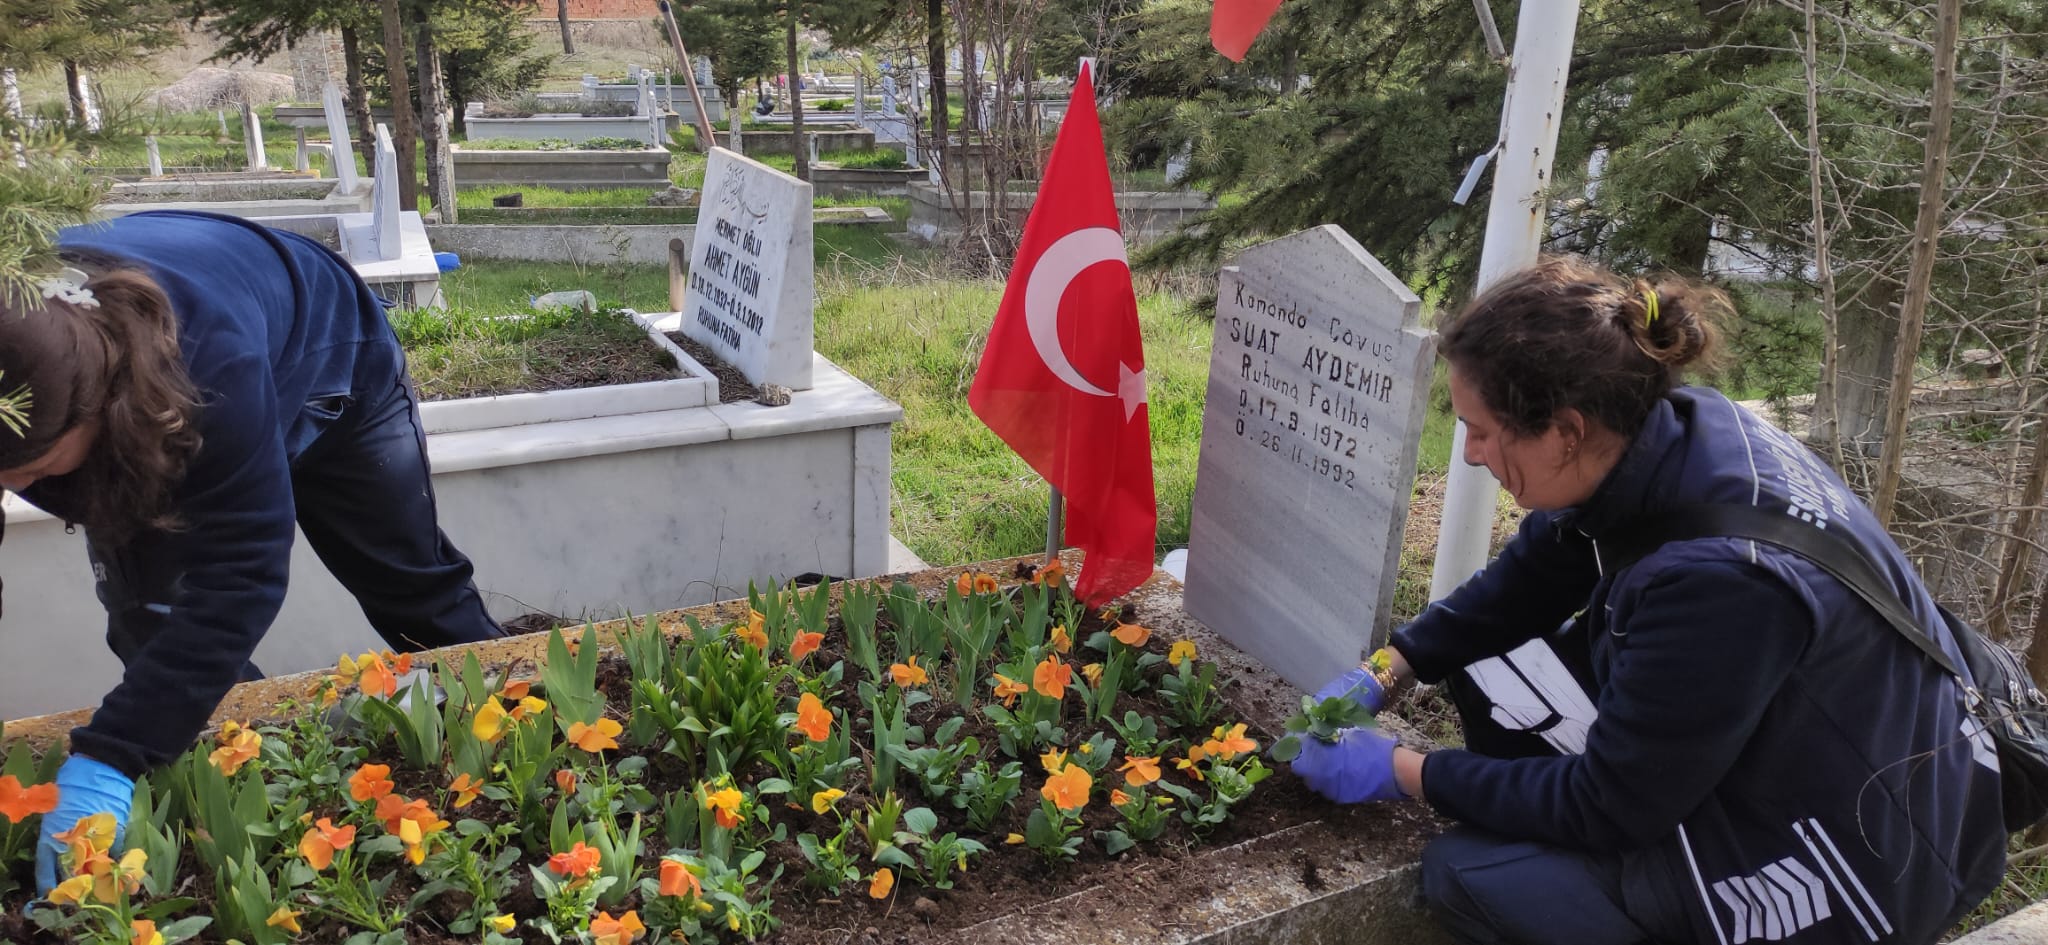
[1021,227,1148,423]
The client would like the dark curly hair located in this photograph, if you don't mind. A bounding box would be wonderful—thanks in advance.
[1439,256,1730,441]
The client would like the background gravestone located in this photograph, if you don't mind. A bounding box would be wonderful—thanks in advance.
[320,82,359,194]
[672,147,815,390]
[369,124,400,261]
[1182,225,1435,692]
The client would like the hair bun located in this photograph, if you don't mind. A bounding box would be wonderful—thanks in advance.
[1634,279,1727,374]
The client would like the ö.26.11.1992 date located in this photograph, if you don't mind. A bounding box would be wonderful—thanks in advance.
[1232,389,1360,490]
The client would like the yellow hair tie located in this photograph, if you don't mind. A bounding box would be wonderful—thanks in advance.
[1641,289,1660,326]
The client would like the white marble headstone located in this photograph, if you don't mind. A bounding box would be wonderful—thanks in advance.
[321,82,359,194]
[241,102,267,169]
[145,136,162,177]
[369,124,400,262]
[675,147,814,390]
[1182,225,1436,692]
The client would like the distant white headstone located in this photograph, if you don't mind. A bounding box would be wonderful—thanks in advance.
[1,69,21,120]
[695,56,714,86]
[145,136,162,177]
[675,147,814,390]
[369,124,401,262]
[294,128,310,173]
[321,82,359,193]
[1182,225,1436,691]
[72,69,100,133]
[882,71,900,116]
[241,102,267,169]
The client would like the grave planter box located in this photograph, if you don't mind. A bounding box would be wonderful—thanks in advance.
[907,181,1215,243]
[416,308,716,434]
[463,107,672,146]
[0,559,1452,945]
[578,81,728,123]
[450,145,673,190]
[811,164,925,197]
[724,125,876,155]
[272,103,396,130]
[0,351,900,721]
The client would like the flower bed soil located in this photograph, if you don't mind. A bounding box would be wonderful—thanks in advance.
[667,332,765,403]
[399,306,682,401]
[0,557,1445,945]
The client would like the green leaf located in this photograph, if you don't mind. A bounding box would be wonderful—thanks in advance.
[901,807,938,836]
[1096,829,1134,856]
[158,916,214,943]
[755,778,793,795]
[1270,735,1303,763]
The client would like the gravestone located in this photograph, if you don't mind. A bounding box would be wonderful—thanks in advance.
[241,102,267,169]
[1182,225,1435,692]
[321,82,359,194]
[145,136,163,177]
[369,124,400,262]
[671,147,814,390]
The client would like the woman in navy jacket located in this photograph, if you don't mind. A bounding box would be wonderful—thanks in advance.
[0,211,504,893]
[1293,257,2006,944]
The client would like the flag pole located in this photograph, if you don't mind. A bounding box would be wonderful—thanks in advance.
[1045,486,1064,563]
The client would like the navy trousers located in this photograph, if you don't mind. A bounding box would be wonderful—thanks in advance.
[93,348,504,676]
[1420,631,1682,945]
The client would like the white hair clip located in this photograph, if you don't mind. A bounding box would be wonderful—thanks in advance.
[38,267,98,309]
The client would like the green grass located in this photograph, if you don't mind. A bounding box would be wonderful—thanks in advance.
[455,185,663,210]
[391,305,674,401]
[438,261,675,314]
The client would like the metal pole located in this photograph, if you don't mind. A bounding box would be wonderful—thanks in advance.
[1428,0,1581,602]
[1045,487,1064,563]
[657,2,719,151]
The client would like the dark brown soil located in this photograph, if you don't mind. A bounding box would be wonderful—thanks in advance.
[667,331,764,403]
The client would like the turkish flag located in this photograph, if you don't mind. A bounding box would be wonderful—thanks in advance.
[968,63,1156,606]
[1211,0,1284,61]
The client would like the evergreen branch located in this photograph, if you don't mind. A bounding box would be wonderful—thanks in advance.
[0,378,28,439]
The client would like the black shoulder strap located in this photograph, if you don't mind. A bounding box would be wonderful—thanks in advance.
[1602,504,1966,682]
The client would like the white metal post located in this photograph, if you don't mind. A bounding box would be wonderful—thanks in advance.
[1428,0,1582,602]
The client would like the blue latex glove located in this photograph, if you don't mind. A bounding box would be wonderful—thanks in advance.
[1314,665,1387,714]
[1292,727,1405,804]
[36,756,134,895]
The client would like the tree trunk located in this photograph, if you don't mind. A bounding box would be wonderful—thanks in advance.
[1870,0,1961,528]
[62,60,83,126]
[1801,0,1844,467]
[557,0,576,55]
[378,0,419,211]
[1998,414,2048,645]
[416,28,454,223]
[927,0,947,172]
[787,8,808,183]
[342,28,375,159]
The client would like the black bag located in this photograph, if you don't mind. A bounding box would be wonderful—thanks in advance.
[1605,504,2048,832]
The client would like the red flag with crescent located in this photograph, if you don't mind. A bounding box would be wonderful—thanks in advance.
[968,62,1156,606]
[1211,0,1284,61]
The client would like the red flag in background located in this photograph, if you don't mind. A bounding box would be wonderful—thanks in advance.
[1211,0,1284,61]
[968,63,1157,606]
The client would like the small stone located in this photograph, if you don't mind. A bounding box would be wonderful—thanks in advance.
[863,928,880,938]
[491,192,523,208]
[755,383,792,407]
[912,897,941,919]
[648,184,698,207]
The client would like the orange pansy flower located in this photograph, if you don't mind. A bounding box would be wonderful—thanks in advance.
[555,769,578,795]
[591,910,646,945]
[567,717,624,753]
[208,721,262,776]
[358,653,399,699]
[449,773,484,809]
[472,697,510,743]
[1120,755,1162,786]
[790,630,825,662]
[737,610,769,650]
[1202,722,1258,761]
[0,775,58,824]
[658,858,701,898]
[889,655,928,688]
[991,673,1028,708]
[547,841,602,878]
[1112,622,1152,647]
[1049,625,1072,653]
[868,867,895,899]
[973,573,1000,594]
[297,817,356,871]
[1081,662,1103,687]
[1110,788,1132,807]
[349,763,394,802]
[794,692,832,742]
[508,695,549,722]
[1034,560,1066,586]
[1040,764,1092,811]
[130,919,164,945]
[702,784,744,829]
[498,679,531,701]
[1032,656,1072,700]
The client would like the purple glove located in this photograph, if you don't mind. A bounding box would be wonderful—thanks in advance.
[1314,665,1387,714]
[1291,727,1404,804]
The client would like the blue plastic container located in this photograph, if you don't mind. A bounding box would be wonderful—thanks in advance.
[434,252,462,272]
